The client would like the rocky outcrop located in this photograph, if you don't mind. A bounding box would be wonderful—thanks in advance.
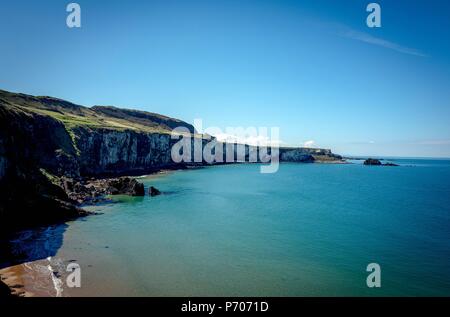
[364,158,382,165]
[364,158,398,166]
[62,177,145,204]
[149,186,161,196]
[105,177,145,196]
[279,147,343,163]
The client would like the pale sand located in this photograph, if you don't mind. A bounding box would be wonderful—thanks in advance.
[0,259,62,297]
[135,169,174,180]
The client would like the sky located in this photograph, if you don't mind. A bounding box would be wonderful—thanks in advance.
[1,0,450,157]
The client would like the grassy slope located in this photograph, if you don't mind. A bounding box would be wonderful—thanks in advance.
[0,89,191,135]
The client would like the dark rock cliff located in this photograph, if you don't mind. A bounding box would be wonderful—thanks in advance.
[0,106,87,234]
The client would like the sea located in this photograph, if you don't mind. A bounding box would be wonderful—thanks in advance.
[2,158,450,296]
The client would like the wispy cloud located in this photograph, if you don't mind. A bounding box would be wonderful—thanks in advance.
[214,133,284,147]
[303,140,315,148]
[346,139,450,146]
[341,29,427,57]
[414,139,450,145]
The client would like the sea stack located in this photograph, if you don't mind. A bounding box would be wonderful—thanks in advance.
[149,186,161,196]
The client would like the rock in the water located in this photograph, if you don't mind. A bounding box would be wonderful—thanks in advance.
[364,158,382,166]
[131,182,145,196]
[107,177,145,196]
[149,186,161,196]
[62,176,146,203]
[364,158,399,166]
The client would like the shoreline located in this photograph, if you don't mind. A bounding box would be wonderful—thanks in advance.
[0,260,58,297]
[0,168,178,298]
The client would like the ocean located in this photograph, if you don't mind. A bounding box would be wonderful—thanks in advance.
[3,159,450,296]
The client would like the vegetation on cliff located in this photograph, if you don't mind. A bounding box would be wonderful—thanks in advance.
[0,89,195,134]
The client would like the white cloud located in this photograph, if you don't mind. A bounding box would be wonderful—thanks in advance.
[341,29,426,57]
[304,20,426,57]
[303,140,315,148]
[214,133,283,147]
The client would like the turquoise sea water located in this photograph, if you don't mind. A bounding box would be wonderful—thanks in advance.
[7,159,450,296]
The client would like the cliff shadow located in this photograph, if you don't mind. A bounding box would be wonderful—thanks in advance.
[0,223,68,270]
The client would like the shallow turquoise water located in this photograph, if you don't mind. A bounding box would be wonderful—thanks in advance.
[13,160,450,296]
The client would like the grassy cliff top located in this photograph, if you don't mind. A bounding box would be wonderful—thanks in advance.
[0,89,195,135]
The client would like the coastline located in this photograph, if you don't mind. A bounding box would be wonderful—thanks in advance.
[0,168,178,298]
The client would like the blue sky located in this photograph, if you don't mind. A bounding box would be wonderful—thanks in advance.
[1,0,450,157]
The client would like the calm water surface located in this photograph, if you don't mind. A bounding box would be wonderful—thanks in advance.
[7,159,450,296]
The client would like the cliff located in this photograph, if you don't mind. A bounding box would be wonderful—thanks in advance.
[0,89,342,232]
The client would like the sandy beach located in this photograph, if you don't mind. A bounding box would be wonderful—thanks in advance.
[0,258,62,297]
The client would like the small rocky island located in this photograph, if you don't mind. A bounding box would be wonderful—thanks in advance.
[149,186,162,196]
[364,158,398,166]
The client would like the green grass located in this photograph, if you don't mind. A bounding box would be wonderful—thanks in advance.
[17,106,175,134]
[1,90,200,140]
[65,127,81,156]
[39,168,60,186]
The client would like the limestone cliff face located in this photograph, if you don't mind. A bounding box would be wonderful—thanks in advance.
[73,127,175,176]
[279,148,341,162]
[279,149,315,162]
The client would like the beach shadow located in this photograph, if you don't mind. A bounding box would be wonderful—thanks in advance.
[0,223,68,269]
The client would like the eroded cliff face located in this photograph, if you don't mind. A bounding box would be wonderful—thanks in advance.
[279,148,341,162]
[73,127,175,176]
[0,106,86,234]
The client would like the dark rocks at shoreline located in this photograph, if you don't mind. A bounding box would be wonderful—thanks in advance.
[383,162,399,166]
[149,186,161,196]
[62,176,146,204]
[364,158,398,166]
[66,176,161,202]
[105,177,145,196]
[0,279,12,297]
